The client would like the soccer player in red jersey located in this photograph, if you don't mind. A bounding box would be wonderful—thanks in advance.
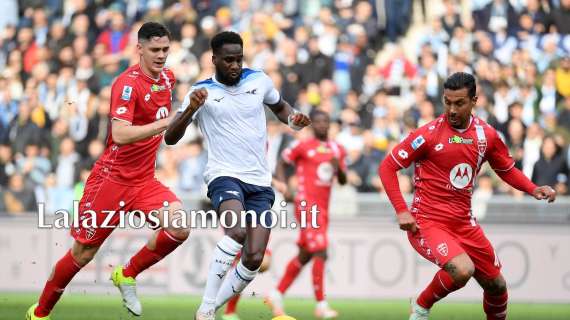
[266,110,347,319]
[379,72,557,320]
[26,22,189,319]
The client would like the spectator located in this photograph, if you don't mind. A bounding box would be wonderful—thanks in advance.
[531,136,568,193]
[16,142,51,186]
[2,173,37,214]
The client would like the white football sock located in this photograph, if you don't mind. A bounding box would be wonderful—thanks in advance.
[215,260,259,309]
[198,236,242,313]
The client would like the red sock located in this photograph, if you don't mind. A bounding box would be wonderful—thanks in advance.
[35,250,82,317]
[277,256,303,294]
[312,256,325,301]
[225,293,241,314]
[417,269,462,309]
[484,290,508,320]
[123,229,184,278]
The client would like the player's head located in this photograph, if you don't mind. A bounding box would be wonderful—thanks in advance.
[442,72,477,129]
[211,31,243,86]
[310,109,330,140]
[137,22,171,77]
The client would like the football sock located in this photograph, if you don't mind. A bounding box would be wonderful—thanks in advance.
[225,293,241,314]
[215,260,258,309]
[277,256,303,294]
[417,269,463,309]
[483,290,508,320]
[198,236,242,313]
[123,229,184,279]
[312,256,325,301]
[35,250,83,317]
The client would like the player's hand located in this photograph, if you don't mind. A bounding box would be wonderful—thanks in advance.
[187,88,207,113]
[289,112,311,128]
[330,157,340,171]
[272,179,288,195]
[397,211,418,233]
[532,185,557,203]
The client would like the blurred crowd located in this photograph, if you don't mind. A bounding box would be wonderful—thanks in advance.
[0,0,568,216]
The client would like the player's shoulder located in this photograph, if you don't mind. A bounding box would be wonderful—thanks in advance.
[161,67,176,84]
[192,77,216,89]
[473,116,501,139]
[240,68,266,83]
[114,65,141,85]
[411,116,445,139]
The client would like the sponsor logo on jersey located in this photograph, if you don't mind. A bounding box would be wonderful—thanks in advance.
[435,143,444,151]
[316,162,334,183]
[398,149,409,159]
[121,86,132,100]
[116,106,127,115]
[155,106,169,119]
[449,163,473,189]
[437,243,448,256]
[448,135,473,144]
[316,145,330,154]
[411,135,425,150]
[151,84,166,92]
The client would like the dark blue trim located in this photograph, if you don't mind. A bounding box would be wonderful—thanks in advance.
[217,245,237,257]
[235,268,253,282]
[240,68,259,80]
[195,78,213,86]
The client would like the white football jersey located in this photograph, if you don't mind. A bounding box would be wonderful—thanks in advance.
[179,68,281,187]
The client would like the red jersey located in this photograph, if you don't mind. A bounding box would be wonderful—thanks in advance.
[389,115,514,225]
[282,138,347,208]
[95,64,175,185]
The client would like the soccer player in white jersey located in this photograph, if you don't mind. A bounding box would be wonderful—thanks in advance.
[165,31,311,320]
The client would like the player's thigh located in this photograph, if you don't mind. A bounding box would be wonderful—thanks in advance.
[72,175,136,247]
[132,179,181,225]
[459,226,502,280]
[207,177,246,224]
[408,225,465,268]
[243,186,275,227]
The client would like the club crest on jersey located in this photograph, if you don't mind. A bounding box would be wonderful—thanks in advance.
[151,84,166,92]
[411,135,425,150]
[477,139,487,155]
[449,163,473,189]
[437,243,448,256]
[121,86,132,100]
[449,135,473,144]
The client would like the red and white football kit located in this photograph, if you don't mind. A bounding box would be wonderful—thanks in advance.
[72,64,179,246]
[381,115,534,279]
[282,138,346,253]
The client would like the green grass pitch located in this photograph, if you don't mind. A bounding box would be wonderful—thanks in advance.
[2,293,569,319]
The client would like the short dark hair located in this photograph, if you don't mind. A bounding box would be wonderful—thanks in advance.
[309,109,329,121]
[138,22,171,42]
[211,31,243,54]
[443,72,477,98]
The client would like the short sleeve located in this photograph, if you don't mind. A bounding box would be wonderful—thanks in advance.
[282,140,303,164]
[110,77,137,124]
[330,142,347,171]
[389,128,430,168]
[487,129,515,172]
[262,73,281,105]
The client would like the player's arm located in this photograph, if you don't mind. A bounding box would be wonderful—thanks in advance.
[273,158,290,196]
[112,117,172,145]
[378,131,429,233]
[487,131,557,202]
[330,149,347,185]
[164,88,207,145]
[266,98,311,130]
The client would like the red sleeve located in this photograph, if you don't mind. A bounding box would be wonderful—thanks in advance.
[379,155,409,214]
[388,127,431,169]
[496,167,537,195]
[487,129,515,172]
[282,140,303,164]
[110,76,137,124]
[329,142,347,171]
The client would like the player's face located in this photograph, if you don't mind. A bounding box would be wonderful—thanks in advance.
[138,36,170,77]
[312,113,330,139]
[213,44,243,86]
[443,88,477,129]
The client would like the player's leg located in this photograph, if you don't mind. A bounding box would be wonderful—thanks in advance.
[197,178,247,318]
[28,241,100,319]
[408,226,474,319]
[266,247,312,316]
[312,250,338,319]
[215,222,271,308]
[475,274,508,320]
[114,182,188,316]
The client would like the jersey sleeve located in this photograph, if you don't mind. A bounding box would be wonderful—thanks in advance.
[389,127,430,169]
[487,128,515,172]
[330,142,347,171]
[110,76,137,124]
[282,140,303,164]
[262,72,281,105]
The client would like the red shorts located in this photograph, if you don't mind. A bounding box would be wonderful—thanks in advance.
[71,170,179,246]
[408,221,501,280]
[295,199,329,253]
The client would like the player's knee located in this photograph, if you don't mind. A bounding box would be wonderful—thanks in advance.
[455,264,475,286]
[242,251,265,270]
[72,242,99,266]
[226,229,246,244]
[166,227,190,241]
[486,276,507,295]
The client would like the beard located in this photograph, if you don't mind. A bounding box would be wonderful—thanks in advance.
[217,70,241,86]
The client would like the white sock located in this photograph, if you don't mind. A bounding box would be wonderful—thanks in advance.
[198,236,242,313]
[317,300,329,310]
[215,260,259,309]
